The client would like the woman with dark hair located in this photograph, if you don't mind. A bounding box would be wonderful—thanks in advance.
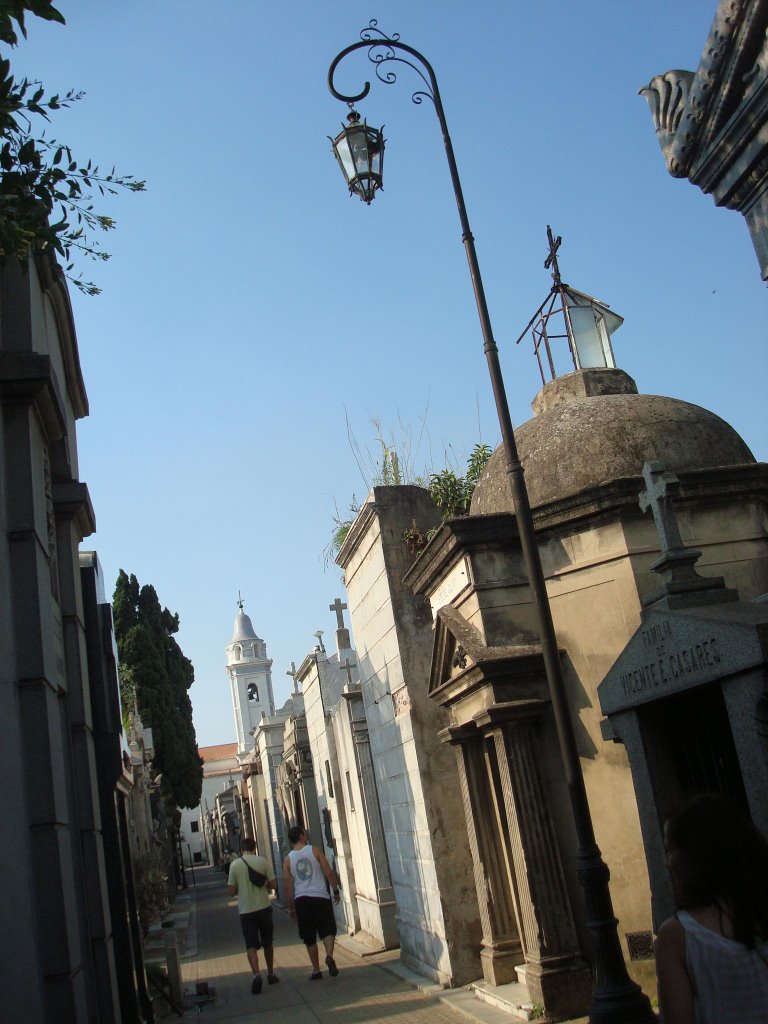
[655,793,768,1023]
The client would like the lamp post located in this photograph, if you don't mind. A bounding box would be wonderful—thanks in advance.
[327,22,655,1024]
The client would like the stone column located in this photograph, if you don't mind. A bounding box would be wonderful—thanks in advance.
[480,703,591,1017]
[350,704,394,903]
[445,723,523,985]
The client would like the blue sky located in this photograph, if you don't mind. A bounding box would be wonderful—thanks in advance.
[14,1,767,747]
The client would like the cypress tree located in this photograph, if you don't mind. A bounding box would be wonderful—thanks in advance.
[113,570,203,809]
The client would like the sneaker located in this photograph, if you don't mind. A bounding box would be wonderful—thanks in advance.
[267,974,280,985]
[309,971,323,981]
[251,975,263,995]
[325,955,339,977]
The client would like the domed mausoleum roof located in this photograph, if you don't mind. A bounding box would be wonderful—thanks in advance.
[470,368,755,516]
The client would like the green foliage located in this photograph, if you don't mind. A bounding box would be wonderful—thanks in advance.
[0,1,64,46]
[428,442,493,524]
[113,570,203,810]
[0,1,145,294]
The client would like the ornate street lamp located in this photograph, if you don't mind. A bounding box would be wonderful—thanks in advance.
[330,108,385,204]
[327,21,655,1024]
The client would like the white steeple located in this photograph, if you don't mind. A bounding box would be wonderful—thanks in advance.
[226,595,275,754]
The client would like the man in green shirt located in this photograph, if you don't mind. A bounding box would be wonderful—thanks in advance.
[227,837,279,994]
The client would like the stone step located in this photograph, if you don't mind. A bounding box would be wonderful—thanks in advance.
[470,978,538,1021]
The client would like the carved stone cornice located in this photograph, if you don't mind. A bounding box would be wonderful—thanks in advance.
[404,512,521,597]
[640,0,768,280]
[0,352,66,439]
[53,480,96,538]
[35,251,88,419]
[640,1,765,178]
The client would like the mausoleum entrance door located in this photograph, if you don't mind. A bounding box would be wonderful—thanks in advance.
[598,602,768,927]
[640,684,749,817]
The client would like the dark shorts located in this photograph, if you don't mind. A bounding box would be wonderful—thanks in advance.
[240,906,273,950]
[295,896,337,945]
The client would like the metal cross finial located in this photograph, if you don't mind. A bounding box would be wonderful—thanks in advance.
[329,597,348,630]
[237,590,244,611]
[639,461,685,554]
[544,225,562,287]
[339,656,357,686]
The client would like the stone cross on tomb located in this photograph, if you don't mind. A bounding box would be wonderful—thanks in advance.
[329,597,348,630]
[339,657,357,687]
[286,660,300,693]
[638,461,685,555]
[637,460,734,609]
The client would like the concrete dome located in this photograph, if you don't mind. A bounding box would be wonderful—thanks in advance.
[470,369,755,515]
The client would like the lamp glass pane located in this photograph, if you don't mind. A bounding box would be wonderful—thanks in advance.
[569,306,608,368]
[349,128,371,176]
[370,137,383,176]
[595,313,616,367]
[334,133,356,184]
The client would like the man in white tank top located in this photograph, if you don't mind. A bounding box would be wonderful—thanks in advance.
[283,825,341,980]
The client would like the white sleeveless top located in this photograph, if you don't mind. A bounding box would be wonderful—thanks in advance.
[288,845,329,900]
[677,910,768,1023]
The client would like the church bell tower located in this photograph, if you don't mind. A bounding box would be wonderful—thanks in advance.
[226,597,275,753]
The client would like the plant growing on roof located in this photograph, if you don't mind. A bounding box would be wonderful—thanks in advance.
[402,518,426,556]
[428,442,493,528]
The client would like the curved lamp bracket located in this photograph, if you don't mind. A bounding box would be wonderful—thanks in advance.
[328,19,438,110]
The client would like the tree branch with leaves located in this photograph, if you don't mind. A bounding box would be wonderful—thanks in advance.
[0,1,145,294]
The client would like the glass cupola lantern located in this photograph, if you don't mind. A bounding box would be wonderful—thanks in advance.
[330,108,385,204]
[562,287,623,370]
[517,226,624,384]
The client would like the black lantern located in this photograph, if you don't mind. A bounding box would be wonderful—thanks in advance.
[329,109,385,204]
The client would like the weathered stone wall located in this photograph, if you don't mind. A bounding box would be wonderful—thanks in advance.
[338,486,482,986]
[0,257,129,1022]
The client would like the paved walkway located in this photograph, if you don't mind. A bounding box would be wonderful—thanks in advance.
[172,867,530,1024]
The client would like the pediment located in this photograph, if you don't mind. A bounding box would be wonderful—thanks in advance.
[598,601,768,716]
[428,606,484,696]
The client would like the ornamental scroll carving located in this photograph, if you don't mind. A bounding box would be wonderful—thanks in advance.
[639,71,695,175]
[639,0,766,179]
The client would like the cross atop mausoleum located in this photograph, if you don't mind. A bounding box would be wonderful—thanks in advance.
[638,461,685,555]
[339,656,357,687]
[286,660,300,693]
[544,224,562,286]
[329,597,348,630]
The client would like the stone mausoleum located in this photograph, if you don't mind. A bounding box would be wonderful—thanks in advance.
[405,352,766,1015]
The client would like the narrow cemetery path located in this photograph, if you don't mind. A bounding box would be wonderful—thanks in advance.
[176,866,513,1024]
